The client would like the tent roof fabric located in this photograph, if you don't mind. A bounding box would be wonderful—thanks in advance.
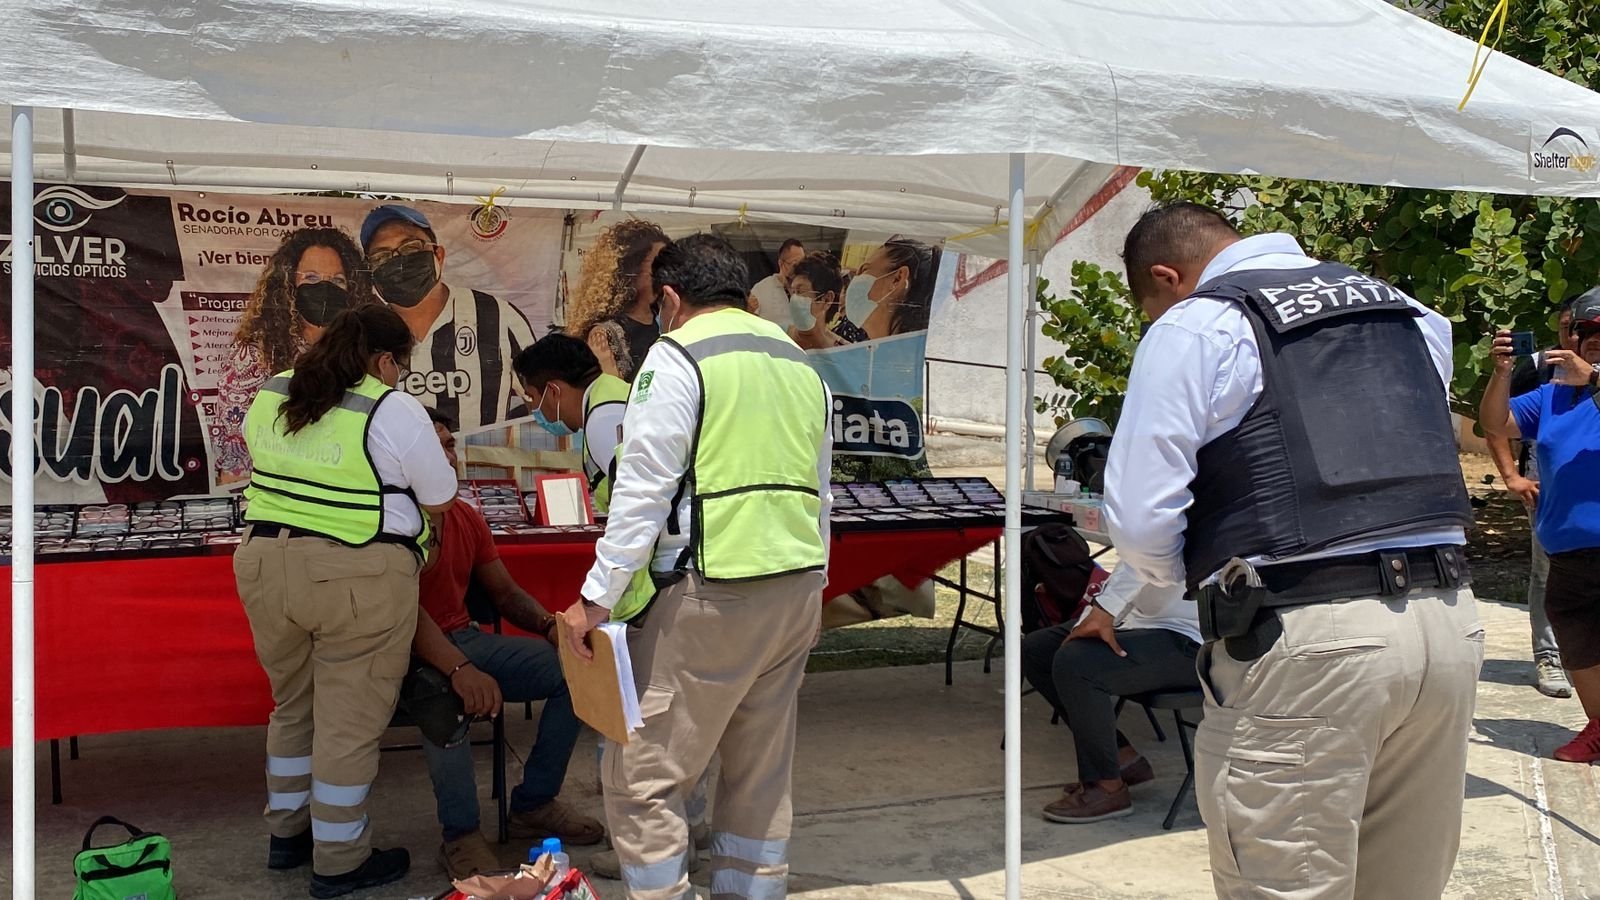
[3,0,1599,253]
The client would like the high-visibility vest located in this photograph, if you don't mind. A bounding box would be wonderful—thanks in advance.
[243,372,430,555]
[660,308,828,581]
[608,308,827,621]
[582,373,632,516]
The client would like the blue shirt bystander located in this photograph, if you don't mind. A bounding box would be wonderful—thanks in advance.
[1511,383,1600,554]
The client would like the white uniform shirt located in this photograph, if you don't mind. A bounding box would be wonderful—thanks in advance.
[397,282,537,432]
[368,389,459,537]
[1091,564,1202,644]
[581,381,627,481]
[1099,234,1462,623]
[580,320,834,608]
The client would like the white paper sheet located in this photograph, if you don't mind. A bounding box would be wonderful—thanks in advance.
[600,622,644,734]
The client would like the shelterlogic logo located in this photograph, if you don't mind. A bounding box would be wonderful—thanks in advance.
[1530,125,1600,183]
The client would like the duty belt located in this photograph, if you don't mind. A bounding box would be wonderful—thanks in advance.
[1195,545,1470,661]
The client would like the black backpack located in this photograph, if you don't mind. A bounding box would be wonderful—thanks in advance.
[1020,523,1096,633]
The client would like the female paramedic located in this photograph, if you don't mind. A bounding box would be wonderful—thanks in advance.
[234,303,458,898]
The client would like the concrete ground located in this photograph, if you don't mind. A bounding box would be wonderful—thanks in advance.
[0,587,1591,899]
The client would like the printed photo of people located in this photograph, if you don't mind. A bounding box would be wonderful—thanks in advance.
[361,204,537,432]
[214,227,369,487]
[563,218,670,382]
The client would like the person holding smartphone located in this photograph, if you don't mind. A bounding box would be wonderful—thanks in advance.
[1482,287,1600,762]
[1484,297,1580,698]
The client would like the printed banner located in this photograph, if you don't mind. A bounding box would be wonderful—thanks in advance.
[1,183,565,505]
[562,213,947,480]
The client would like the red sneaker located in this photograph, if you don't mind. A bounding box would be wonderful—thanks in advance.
[1554,718,1600,763]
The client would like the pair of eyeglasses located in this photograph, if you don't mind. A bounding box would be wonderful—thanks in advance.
[295,271,351,290]
[366,240,437,270]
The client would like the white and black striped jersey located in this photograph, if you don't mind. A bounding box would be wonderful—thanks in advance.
[396,282,536,431]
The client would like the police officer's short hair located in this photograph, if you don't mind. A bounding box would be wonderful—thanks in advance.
[425,408,457,432]
[778,238,805,257]
[653,234,751,308]
[514,333,602,389]
[1122,202,1239,300]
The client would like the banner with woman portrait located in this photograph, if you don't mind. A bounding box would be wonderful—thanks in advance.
[1,183,564,505]
[561,212,949,480]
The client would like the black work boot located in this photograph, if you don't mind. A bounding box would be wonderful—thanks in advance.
[309,848,410,898]
[267,829,313,870]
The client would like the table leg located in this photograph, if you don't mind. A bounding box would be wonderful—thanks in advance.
[50,739,62,805]
[945,554,970,687]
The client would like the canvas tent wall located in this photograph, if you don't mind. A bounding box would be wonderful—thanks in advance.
[7,1,1600,898]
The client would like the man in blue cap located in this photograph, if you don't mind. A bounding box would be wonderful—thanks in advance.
[361,204,537,432]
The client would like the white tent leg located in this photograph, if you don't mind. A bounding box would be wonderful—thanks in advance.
[1023,247,1040,491]
[1003,152,1025,900]
[11,105,37,900]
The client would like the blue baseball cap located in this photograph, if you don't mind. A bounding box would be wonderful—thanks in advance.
[360,204,435,249]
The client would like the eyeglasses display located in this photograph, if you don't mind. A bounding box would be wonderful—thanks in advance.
[458,480,529,526]
[78,503,132,537]
[131,501,184,534]
[826,478,1056,533]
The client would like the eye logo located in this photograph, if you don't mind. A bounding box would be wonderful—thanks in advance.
[32,185,126,233]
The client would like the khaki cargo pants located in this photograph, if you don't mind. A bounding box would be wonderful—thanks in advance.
[603,570,824,900]
[1195,587,1484,900]
[234,531,420,876]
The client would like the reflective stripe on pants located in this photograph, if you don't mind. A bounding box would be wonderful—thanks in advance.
[236,533,419,876]
[603,571,821,900]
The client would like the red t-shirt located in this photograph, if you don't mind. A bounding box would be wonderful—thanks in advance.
[420,501,499,634]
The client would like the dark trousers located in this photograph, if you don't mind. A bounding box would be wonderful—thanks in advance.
[422,628,580,840]
[1021,624,1200,783]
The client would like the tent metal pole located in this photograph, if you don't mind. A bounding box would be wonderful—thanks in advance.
[11,105,37,900]
[612,145,648,210]
[61,108,76,183]
[1003,152,1025,900]
[1023,246,1040,492]
[46,171,1002,228]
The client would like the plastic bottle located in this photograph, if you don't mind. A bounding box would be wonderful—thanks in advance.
[531,837,570,897]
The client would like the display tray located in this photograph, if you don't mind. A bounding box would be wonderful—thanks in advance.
[0,477,1069,562]
[458,479,530,526]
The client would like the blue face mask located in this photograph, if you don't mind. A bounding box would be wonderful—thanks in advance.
[789,293,817,331]
[844,273,877,326]
[533,409,573,437]
[532,385,574,437]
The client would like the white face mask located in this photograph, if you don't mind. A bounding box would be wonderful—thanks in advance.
[788,293,817,331]
[844,273,877,326]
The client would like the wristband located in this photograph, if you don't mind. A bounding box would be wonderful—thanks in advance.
[448,660,473,678]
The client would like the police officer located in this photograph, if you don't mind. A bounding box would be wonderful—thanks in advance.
[559,234,833,900]
[1103,203,1482,899]
[513,333,632,513]
[236,303,458,898]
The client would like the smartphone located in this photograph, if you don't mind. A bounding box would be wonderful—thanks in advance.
[1509,331,1537,357]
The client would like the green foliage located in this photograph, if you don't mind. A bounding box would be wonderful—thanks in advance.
[1037,0,1600,416]
[1035,264,1141,426]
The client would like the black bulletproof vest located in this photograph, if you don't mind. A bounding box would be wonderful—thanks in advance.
[1181,262,1472,588]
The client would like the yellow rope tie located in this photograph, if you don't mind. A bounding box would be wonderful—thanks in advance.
[1458,0,1509,111]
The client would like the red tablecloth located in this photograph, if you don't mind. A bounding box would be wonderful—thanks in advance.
[0,526,998,746]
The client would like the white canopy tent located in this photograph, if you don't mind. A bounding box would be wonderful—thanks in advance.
[6,0,1600,896]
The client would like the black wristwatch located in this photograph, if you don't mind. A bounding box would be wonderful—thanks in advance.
[1589,368,1599,388]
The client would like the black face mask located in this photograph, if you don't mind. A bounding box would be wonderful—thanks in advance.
[294,281,351,327]
[372,251,439,308]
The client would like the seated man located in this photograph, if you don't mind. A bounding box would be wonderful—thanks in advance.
[1021,565,1201,823]
[414,410,605,879]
